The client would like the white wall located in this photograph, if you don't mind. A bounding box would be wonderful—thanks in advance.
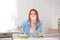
[50,0,60,29]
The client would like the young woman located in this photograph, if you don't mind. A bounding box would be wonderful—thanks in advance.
[19,9,42,38]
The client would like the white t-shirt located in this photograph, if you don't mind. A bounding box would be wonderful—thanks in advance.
[30,28,33,34]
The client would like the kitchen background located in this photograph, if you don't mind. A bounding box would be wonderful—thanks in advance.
[0,0,60,33]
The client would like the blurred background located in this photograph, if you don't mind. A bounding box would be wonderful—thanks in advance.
[0,0,60,34]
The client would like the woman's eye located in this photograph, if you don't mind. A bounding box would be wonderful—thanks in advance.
[30,13,33,15]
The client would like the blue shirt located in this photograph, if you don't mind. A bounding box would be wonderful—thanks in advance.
[19,20,42,38]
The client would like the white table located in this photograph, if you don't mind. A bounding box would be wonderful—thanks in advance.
[14,37,59,40]
[7,29,60,40]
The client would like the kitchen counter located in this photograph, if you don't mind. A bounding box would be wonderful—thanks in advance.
[14,37,59,40]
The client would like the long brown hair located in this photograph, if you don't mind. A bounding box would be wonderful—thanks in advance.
[28,9,40,22]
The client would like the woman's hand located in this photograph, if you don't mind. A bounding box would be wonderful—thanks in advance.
[38,32,43,36]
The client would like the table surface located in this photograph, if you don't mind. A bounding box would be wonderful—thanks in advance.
[14,37,59,40]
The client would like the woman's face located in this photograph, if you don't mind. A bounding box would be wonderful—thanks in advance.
[30,11,37,21]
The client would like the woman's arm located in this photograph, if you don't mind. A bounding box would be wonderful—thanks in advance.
[36,22,42,35]
[33,21,43,38]
[19,20,27,34]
